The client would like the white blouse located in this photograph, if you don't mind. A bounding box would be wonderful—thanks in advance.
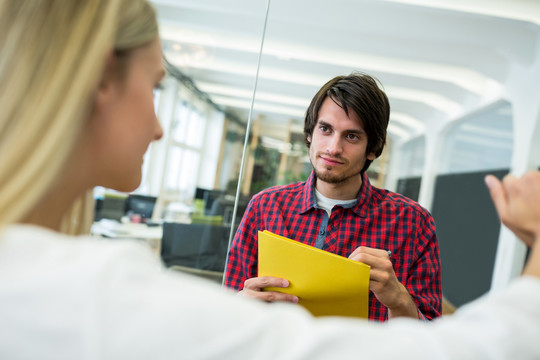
[0,224,539,360]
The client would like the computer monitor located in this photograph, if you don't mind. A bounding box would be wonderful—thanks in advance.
[203,190,225,215]
[124,194,157,219]
[94,194,127,222]
[194,187,210,200]
[209,194,250,226]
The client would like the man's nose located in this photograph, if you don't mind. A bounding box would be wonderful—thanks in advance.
[326,134,343,155]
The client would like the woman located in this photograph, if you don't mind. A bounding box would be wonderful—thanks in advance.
[0,0,539,359]
[0,0,163,233]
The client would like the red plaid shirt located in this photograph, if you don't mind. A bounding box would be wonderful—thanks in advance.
[225,171,442,321]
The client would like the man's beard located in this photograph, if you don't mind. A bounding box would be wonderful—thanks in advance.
[312,160,362,184]
[313,168,360,184]
[309,150,363,184]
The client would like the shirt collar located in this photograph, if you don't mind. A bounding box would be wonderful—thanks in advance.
[300,171,318,214]
[300,171,372,217]
[354,172,372,218]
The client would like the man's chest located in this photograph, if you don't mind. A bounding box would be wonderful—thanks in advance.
[260,208,416,257]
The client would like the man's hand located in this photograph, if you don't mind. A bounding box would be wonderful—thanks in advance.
[238,276,299,304]
[486,171,540,247]
[349,246,418,319]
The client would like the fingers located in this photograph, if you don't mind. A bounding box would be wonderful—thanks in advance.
[349,246,390,262]
[359,254,394,281]
[368,267,393,284]
[349,247,409,311]
[348,247,394,282]
[239,276,299,303]
[485,171,540,247]
[485,174,508,219]
[243,276,289,291]
[520,171,540,196]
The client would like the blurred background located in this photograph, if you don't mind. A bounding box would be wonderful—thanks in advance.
[92,0,540,310]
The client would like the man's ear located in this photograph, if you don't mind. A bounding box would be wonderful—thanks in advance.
[367,152,377,161]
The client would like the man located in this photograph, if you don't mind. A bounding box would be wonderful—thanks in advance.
[225,73,441,321]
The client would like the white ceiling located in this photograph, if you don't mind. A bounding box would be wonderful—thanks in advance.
[151,0,540,144]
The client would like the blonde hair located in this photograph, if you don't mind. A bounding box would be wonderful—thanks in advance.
[0,0,158,230]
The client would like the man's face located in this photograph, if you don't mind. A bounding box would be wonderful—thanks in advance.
[308,97,376,185]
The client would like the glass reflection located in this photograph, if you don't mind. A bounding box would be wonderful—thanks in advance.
[440,101,513,174]
[91,0,532,294]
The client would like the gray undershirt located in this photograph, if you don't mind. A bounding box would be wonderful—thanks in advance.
[313,189,357,249]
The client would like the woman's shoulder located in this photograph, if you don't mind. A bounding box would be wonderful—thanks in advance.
[0,224,160,279]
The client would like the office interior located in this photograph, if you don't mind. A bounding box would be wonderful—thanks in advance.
[91,0,540,311]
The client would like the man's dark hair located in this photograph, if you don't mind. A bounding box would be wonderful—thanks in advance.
[304,72,390,173]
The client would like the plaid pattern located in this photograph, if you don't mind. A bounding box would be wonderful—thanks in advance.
[225,171,442,321]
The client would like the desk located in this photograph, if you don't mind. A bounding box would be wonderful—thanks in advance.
[91,219,163,254]
[91,220,230,280]
[170,265,223,284]
[160,222,230,273]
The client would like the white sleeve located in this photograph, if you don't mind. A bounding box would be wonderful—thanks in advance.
[99,244,540,360]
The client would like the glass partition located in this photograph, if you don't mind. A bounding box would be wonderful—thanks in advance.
[92,0,269,283]
[431,100,513,307]
[439,101,513,174]
[398,137,426,179]
[91,0,522,292]
[394,136,425,201]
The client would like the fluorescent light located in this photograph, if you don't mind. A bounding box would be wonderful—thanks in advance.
[160,23,501,96]
[210,96,306,118]
[197,82,311,108]
[387,124,412,139]
[385,86,461,115]
[378,0,540,26]
[390,113,425,133]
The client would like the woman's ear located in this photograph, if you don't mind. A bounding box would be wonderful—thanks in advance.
[95,50,118,108]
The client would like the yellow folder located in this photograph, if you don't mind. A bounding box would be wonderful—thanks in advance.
[258,230,370,318]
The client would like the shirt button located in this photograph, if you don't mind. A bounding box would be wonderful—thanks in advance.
[319,229,325,235]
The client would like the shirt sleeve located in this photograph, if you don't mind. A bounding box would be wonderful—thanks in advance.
[407,212,442,320]
[224,198,260,290]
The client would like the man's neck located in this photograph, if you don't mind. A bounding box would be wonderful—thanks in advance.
[315,174,363,200]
